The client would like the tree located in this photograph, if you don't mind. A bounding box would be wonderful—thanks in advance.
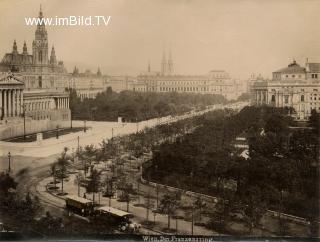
[194,196,206,223]
[0,172,17,196]
[116,179,135,212]
[74,172,85,197]
[159,193,180,229]
[55,147,70,194]
[240,185,268,234]
[50,163,57,188]
[86,169,102,204]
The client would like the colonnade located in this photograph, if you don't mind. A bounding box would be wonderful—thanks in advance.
[0,89,24,118]
[56,97,69,109]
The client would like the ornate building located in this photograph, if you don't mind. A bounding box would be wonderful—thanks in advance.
[69,67,106,100]
[251,60,320,120]
[0,7,69,90]
[134,51,245,100]
[0,74,24,120]
[0,7,70,139]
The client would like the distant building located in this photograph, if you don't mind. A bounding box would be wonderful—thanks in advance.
[105,75,135,92]
[69,67,106,100]
[251,60,320,120]
[134,51,246,100]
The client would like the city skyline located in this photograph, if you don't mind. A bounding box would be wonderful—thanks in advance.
[0,0,320,79]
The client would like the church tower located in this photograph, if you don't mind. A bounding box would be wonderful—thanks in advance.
[167,50,173,75]
[32,5,48,65]
[161,50,167,75]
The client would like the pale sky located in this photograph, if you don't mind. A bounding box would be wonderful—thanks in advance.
[0,0,319,79]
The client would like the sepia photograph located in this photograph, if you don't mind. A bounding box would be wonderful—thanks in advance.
[0,0,319,241]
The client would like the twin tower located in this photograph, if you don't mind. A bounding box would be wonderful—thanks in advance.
[160,50,174,76]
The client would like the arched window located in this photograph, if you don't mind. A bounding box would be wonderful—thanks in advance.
[301,95,304,102]
[271,95,275,102]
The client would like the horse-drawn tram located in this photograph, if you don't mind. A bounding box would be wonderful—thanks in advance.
[65,195,94,216]
[95,206,140,232]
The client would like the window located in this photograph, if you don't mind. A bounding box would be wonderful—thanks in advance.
[292,75,295,78]
[271,95,276,102]
[301,95,304,102]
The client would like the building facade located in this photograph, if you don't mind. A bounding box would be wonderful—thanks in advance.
[69,67,106,100]
[0,74,24,120]
[251,60,320,120]
[0,7,70,139]
[134,51,246,100]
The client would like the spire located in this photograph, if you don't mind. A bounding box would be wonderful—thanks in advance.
[12,40,18,54]
[97,67,102,76]
[39,4,43,18]
[148,60,151,72]
[73,66,79,75]
[22,41,28,54]
[161,50,167,75]
[50,45,57,65]
[167,49,173,75]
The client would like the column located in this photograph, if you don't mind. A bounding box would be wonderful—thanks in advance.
[8,90,12,117]
[13,89,16,117]
[3,90,7,118]
[20,90,23,116]
[67,97,69,109]
[0,90,2,119]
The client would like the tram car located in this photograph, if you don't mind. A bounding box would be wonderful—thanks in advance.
[95,206,140,232]
[65,195,94,216]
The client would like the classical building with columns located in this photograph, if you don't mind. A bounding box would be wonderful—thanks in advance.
[0,73,24,120]
[251,60,320,120]
[0,7,71,140]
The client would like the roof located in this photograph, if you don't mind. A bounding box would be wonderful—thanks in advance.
[66,195,93,204]
[97,206,133,217]
[0,73,24,86]
[274,61,306,74]
[307,63,320,73]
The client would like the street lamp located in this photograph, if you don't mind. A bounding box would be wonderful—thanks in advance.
[77,136,80,155]
[56,125,59,139]
[7,152,11,173]
[19,104,26,140]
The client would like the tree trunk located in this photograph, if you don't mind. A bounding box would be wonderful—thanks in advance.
[61,178,64,193]
[168,214,171,229]
[127,201,129,212]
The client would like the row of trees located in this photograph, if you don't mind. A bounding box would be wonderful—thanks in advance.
[145,106,319,235]
[69,87,226,122]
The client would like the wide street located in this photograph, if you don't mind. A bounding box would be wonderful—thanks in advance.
[0,103,247,235]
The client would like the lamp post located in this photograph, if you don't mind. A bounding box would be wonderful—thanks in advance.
[19,104,26,140]
[190,170,194,235]
[77,136,80,155]
[84,120,87,133]
[56,125,59,139]
[7,152,11,173]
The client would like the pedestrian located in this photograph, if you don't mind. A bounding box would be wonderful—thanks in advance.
[83,193,86,199]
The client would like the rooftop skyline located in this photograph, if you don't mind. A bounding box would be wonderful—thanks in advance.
[0,0,319,79]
